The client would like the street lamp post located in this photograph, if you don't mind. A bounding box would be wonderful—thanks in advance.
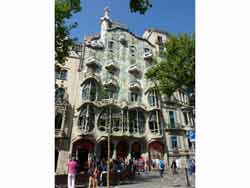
[107,107,111,188]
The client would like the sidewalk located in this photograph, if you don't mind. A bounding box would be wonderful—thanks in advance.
[55,170,195,188]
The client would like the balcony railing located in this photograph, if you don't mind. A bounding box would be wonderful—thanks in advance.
[103,77,119,88]
[80,72,101,84]
[105,60,119,72]
[129,80,141,90]
[97,126,145,137]
[128,64,141,75]
[165,122,186,130]
[85,55,99,68]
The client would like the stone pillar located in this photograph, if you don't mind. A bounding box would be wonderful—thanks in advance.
[127,141,132,160]
[112,140,118,159]
[56,151,69,175]
[136,110,139,133]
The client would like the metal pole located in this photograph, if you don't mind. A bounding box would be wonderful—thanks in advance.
[185,167,190,187]
[107,107,111,188]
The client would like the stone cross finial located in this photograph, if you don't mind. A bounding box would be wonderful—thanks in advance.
[104,6,110,19]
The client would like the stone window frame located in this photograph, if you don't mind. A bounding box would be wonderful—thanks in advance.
[148,110,163,135]
[55,68,68,80]
[129,45,137,57]
[78,105,95,132]
[171,135,178,149]
[81,79,99,101]
[147,90,159,107]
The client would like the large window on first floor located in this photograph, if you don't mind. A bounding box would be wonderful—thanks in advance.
[128,109,145,134]
[78,105,95,132]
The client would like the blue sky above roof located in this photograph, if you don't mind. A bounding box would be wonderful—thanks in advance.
[68,0,195,42]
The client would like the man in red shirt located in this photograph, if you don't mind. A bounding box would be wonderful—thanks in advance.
[67,156,78,188]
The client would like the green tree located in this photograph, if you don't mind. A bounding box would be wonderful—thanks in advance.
[145,33,195,106]
[130,0,152,14]
[55,0,81,64]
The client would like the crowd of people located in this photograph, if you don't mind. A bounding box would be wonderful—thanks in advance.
[66,155,195,188]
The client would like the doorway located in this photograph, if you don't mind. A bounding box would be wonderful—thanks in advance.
[77,149,89,172]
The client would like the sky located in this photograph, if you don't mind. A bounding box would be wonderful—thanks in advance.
[68,0,195,42]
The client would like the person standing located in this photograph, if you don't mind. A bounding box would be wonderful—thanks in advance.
[88,159,96,188]
[171,158,177,175]
[159,158,165,178]
[67,156,78,188]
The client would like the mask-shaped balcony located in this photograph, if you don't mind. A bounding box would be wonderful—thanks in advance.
[81,72,101,85]
[103,77,119,89]
[89,40,104,49]
[105,60,119,72]
[144,51,153,60]
[129,80,142,91]
[128,64,141,75]
[85,55,100,68]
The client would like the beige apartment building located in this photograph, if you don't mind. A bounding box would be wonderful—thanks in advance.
[55,7,195,175]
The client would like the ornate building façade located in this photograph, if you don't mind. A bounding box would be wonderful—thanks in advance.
[55,7,195,175]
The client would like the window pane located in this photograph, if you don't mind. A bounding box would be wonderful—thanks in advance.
[61,70,67,80]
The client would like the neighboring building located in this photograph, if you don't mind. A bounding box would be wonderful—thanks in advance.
[55,7,195,174]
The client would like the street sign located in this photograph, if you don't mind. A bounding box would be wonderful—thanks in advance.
[188,130,195,142]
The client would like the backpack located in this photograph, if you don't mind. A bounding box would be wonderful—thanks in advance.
[159,160,165,169]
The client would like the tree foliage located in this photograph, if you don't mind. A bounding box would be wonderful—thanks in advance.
[55,0,81,64]
[145,33,195,105]
[130,0,152,14]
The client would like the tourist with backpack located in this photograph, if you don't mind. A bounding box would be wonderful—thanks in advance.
[159,158,165,178]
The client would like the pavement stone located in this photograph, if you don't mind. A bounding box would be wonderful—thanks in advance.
[55,169,195,188]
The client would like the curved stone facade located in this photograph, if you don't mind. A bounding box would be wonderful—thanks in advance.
[55,8,195,175]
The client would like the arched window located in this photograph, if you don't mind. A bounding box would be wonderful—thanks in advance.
[82,79,98,101]
[98,107,122,132]
[98,108,109,132]
[78,105,95,132]
[55,113,63,129]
